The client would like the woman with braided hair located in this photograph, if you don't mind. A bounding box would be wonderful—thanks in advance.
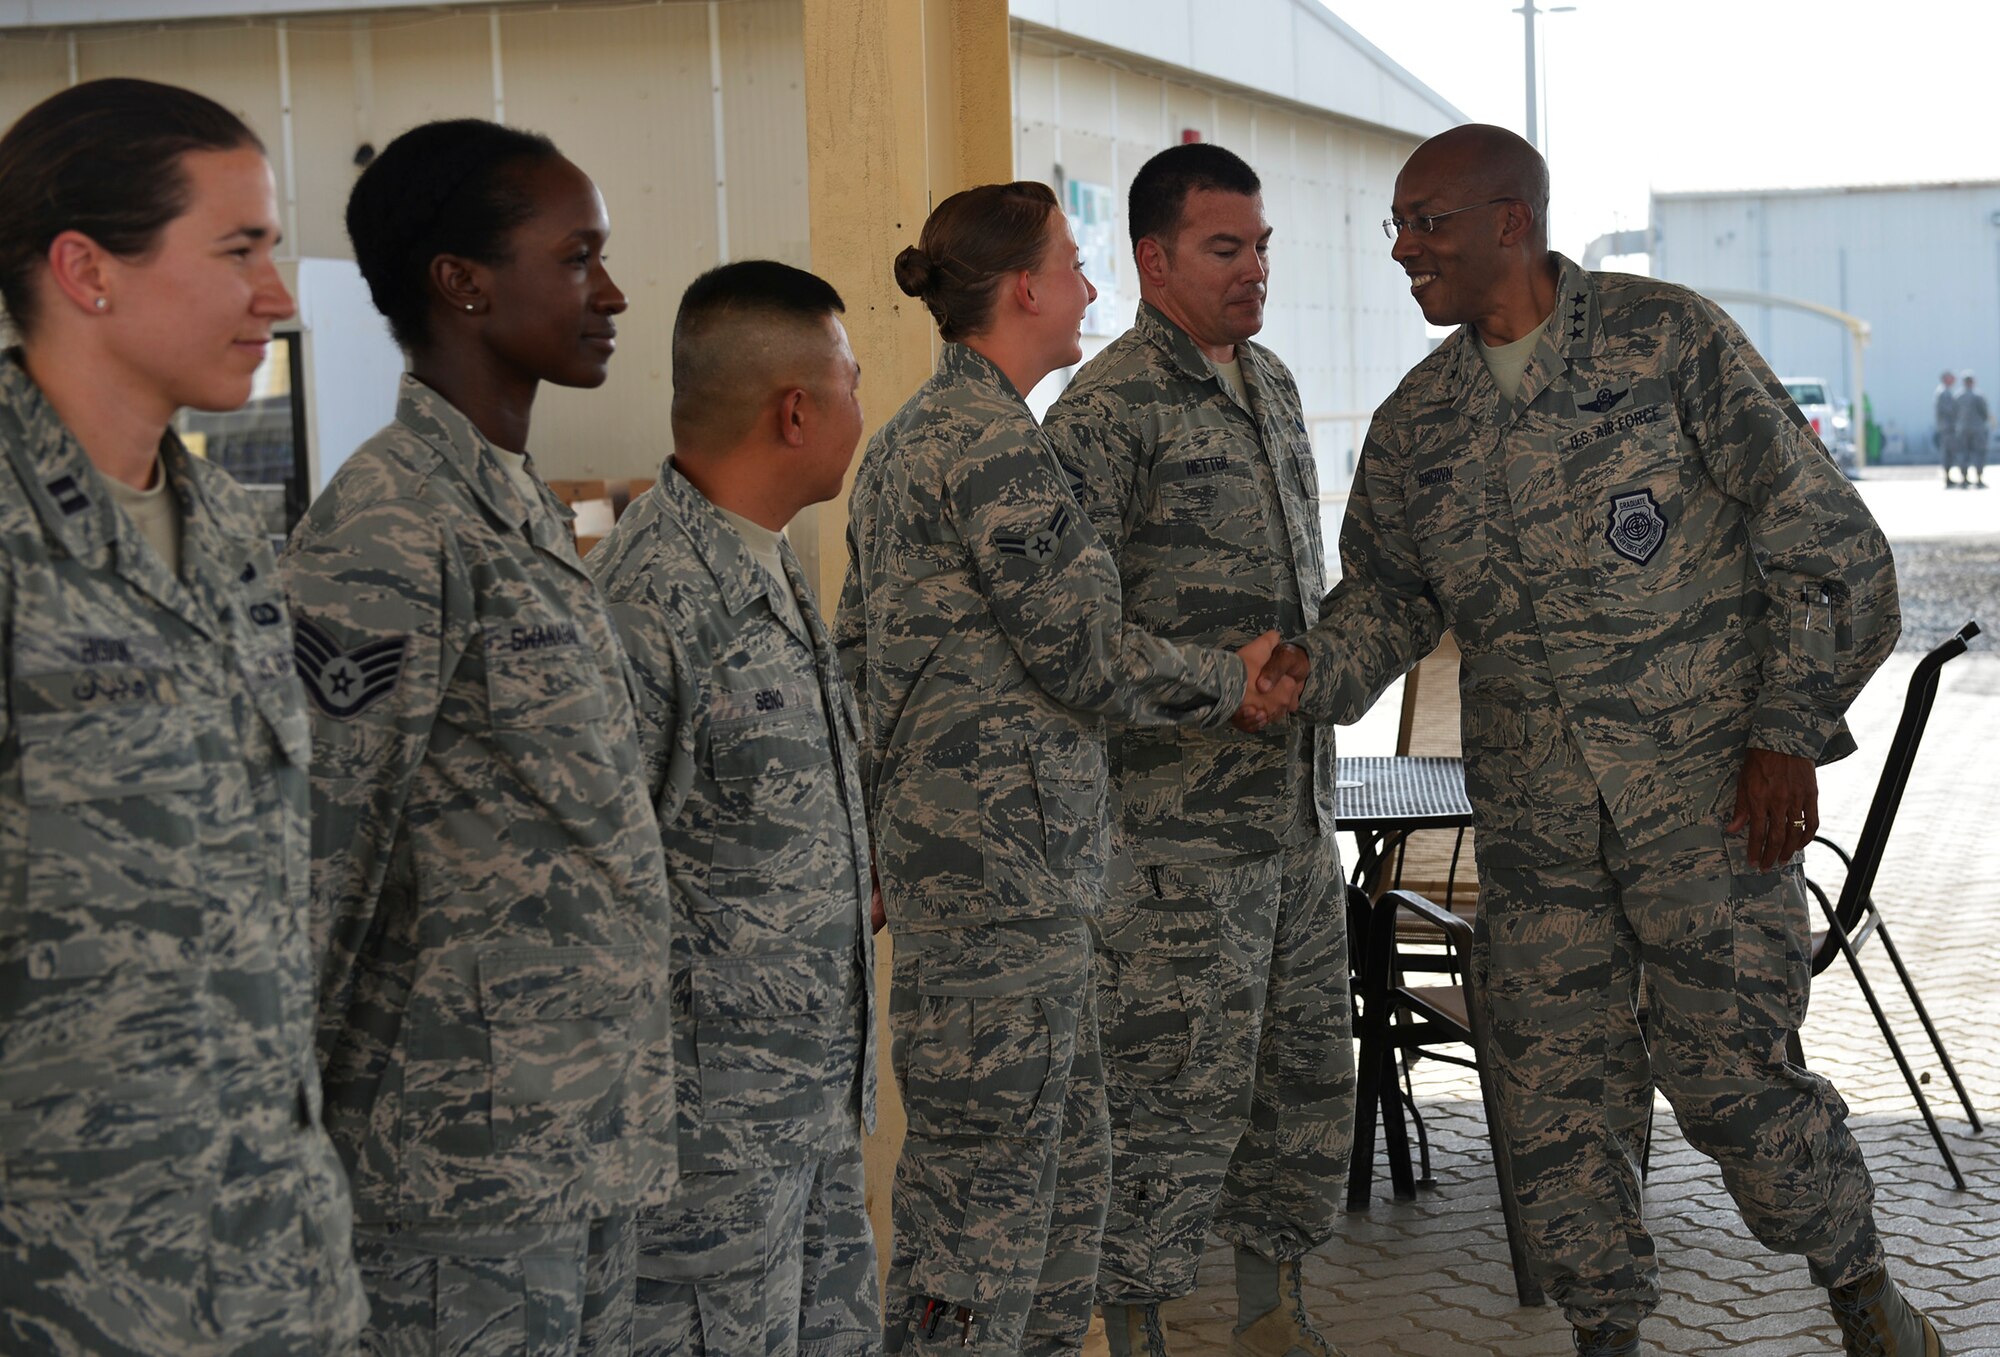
[279,119,676,1352]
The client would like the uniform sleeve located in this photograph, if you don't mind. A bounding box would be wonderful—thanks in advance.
[1043,388,1147,552]
[0,549,12,752]
[280,498,461,1020]
[1295,416,1449,724]
[1674,297,1899,761]
[831,529,877,799]
[601,580,698,829]
[947,422,1246,727]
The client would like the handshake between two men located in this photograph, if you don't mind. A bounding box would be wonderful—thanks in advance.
[1228,632,1314,734]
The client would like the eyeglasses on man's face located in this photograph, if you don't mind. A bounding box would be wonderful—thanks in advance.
[1381,198,1515,241]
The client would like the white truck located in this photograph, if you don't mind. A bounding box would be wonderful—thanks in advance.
[1780,376,1858,476]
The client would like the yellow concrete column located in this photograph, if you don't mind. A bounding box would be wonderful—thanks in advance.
[799,0,1013,1300]
[798,0,1012,604]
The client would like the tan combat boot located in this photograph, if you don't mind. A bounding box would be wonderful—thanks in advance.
[1228,1249,1347,1357]
[1102,1303,1173,1357]
[1829,1269,1945,1356]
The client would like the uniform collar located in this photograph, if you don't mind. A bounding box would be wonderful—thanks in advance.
[934,341,1030,407]
[1444,251,1601,417]
[395,374,578,558]
[1133,300,1276,419]
[0,350,241,637]
[654,456,790,625]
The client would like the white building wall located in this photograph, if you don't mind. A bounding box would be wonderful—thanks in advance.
[1652,183,2000,460]
[1012,27,1435,495]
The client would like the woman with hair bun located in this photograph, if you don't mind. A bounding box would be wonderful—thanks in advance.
[0,78,365,1353]
[280,119,674,1352]
[834,183,1294,1356]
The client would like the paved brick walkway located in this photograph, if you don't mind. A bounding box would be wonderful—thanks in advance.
[1131,645,2000,1356]
[1097,487,2000,1354]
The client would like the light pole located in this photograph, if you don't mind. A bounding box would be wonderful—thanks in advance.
[1515,0,1575,151]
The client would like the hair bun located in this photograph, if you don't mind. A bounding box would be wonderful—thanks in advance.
[893,244,934,298]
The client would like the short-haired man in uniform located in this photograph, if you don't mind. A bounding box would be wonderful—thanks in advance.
[589,261,879,1357]
[1044,143,1355,1357]
[1934,369,1961,486]
[1264,124,1943,1357]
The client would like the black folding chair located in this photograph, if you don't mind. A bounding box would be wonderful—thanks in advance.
[1795,619,1984,1189]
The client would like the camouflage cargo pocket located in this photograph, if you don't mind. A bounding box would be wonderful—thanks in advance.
[897,939,1084,1141]
[707,704,838,911]
[4,677,222,1197]
[476,945,647,1155]
[1029,735,1109,874]
[688,950,839,1126]
[1091,897,1219,1090]
[481,625,612,730]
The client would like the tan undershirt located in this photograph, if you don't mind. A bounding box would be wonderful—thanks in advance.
[490,446,542,511]
[718,505,807,639]
[107,457,182,577]
[1479,322,1545,403]
[1215,355,1250,408]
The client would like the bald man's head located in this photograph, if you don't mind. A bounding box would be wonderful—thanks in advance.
[670,261,848,454]
[1401,124,1550,249]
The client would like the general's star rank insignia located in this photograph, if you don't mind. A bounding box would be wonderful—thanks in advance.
[994,504,1073,563]
[294,616,408,719]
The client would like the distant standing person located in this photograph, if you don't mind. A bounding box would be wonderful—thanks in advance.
[1956,371,1988,488]
[1933,369,1961,486]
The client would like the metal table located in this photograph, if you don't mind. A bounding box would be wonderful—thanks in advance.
[1336,755,1474,895]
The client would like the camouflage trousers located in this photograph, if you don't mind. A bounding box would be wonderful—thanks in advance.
[633,1117,879,1357]
[883,919,1108,1357]
[0,1137,366,1356]
[1958,430,1988,474]
[1476,813,1885,1331]
[1090,834,1353,1303]
[353,1215,636,1356]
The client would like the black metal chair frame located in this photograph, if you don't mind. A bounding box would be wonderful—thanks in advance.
[1345,882,1544,1307]
[1793,618,1984,1189]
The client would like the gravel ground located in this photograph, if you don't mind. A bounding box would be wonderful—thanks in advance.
[1885,537,2000,652]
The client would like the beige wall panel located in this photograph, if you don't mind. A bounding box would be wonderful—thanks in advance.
[498,3,716,480]
[285,25,366,261]
[1055,51,1111,138]
[720,0,809,267]
[0,36,69,132]
[364,12,490,145]
[76,23,284,157]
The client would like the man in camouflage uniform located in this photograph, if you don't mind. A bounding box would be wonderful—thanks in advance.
[589,261,879,1357]
[1272,124,1941,1357]
[283,374,676,1354]
[1933,369,1960,486]
[0,357,367,1355]
[1043,143,1354,1357]
[1954,372,1988,489]
[839,316,1272,1350]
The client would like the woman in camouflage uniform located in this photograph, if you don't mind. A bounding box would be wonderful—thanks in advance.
[280,121,676,1355]
[835,182,1288,1357]
[0,79,366,1354]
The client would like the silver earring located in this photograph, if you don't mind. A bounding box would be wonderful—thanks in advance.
[464,303,476,312]
[93,297,107,311]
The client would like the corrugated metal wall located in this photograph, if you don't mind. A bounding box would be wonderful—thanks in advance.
[0,1,808,482]
[0,6,1434,494]
[1653,183,2000,460]
[1012,28,1430,493]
